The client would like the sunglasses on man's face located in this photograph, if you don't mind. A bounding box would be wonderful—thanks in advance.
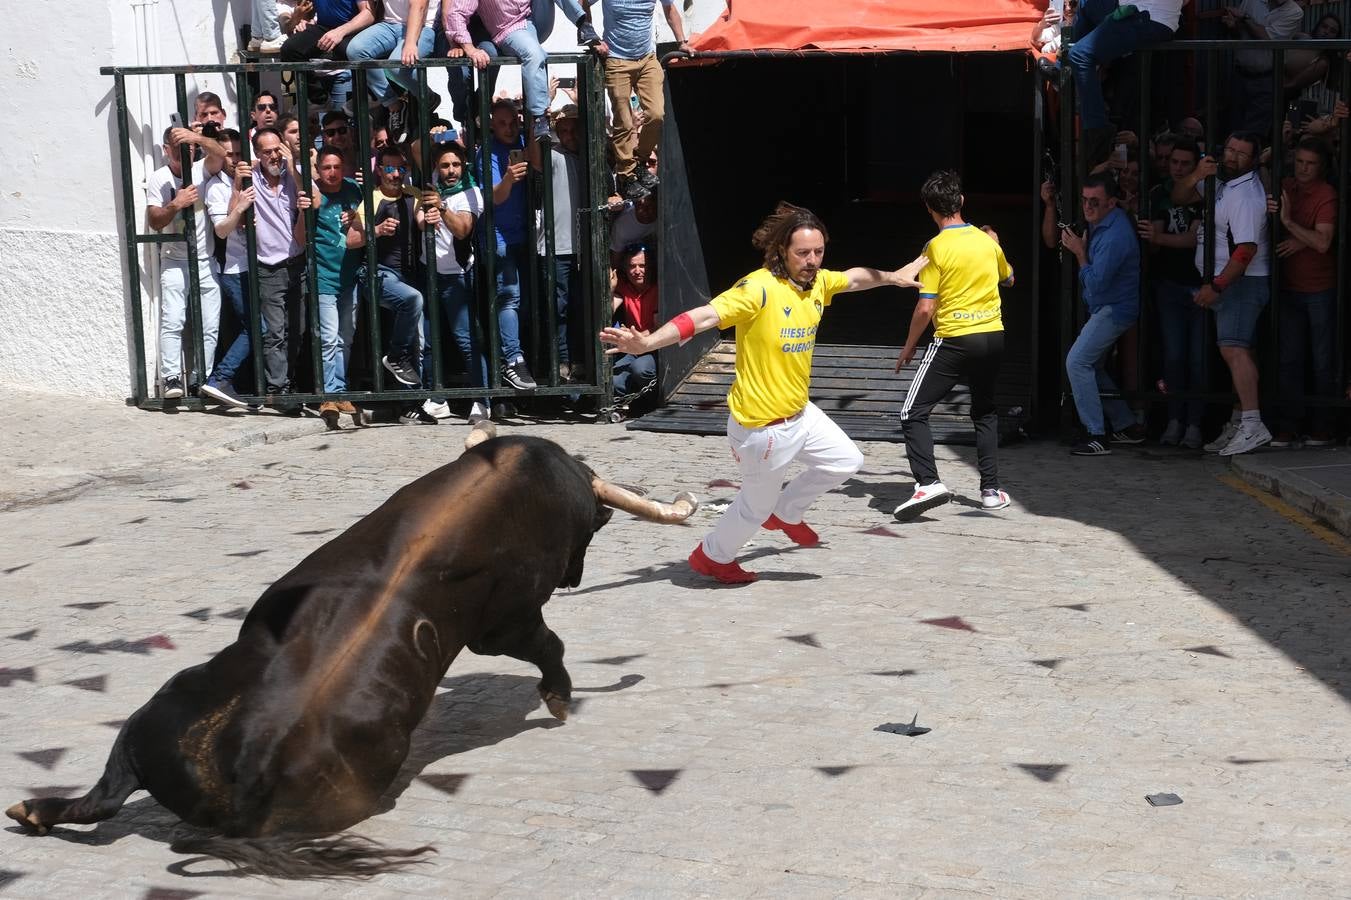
[255,103,277,111]
[324,126,349,137]
[383,165,407,174]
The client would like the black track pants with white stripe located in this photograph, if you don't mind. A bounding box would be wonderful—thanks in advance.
[899,331,1004,491]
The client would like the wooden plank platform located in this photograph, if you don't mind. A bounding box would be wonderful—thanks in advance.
[630,341,1031,445]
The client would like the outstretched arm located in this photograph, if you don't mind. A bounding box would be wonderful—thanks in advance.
[600,304,721,356]
[840,253,928,293]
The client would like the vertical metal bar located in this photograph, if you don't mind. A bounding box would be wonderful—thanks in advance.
[114,74,149,406]
[1028,63,1042,425]
[1058,37,1076,412]
[524,126,544,388]
[1267,49,1284,397]
[1137,49,1152,414]
[585,52,613,407]
[235,71,264,399]
[1203,52,1217,284]
[354,68,386,393]
[297,71,324,399]
[478,73,502,390]
[541,127,560,387]
[175,74,206,395]
[1203,48,1219,409]
[419,65,442,392]
[1337,57,1350,393]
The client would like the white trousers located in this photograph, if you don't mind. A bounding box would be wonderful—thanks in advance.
[702,401,864,563]
[159,257,221,383]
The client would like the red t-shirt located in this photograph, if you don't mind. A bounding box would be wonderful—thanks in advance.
[616,281,658,332]
[1281,177,1337,293]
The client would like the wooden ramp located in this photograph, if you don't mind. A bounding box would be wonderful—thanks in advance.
[630,342,1032,444]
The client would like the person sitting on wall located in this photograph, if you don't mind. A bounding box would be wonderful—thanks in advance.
[610,243,659,399]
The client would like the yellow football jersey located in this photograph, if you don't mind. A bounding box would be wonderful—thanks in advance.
[710,267,851,428]
[918,224,1008,339]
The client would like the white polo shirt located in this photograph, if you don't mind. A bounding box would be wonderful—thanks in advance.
[1133,1,1185,32]
[205,172,249,275]
[146,159,215,262]
[1195,169,1270,279]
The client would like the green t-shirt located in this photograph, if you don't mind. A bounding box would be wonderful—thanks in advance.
[315,179,363,296]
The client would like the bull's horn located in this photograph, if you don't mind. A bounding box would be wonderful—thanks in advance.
[464,421,498,450]
[592,477,699,524]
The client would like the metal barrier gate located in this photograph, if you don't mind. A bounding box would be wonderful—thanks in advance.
[1053,34,1351,428]
[101,54,616,413]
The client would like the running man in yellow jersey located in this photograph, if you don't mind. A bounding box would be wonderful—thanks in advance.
[893,170,1015,521]
[600,202,927,584]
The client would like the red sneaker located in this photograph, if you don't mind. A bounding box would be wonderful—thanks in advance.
[688,543,757,584]
[763,514,820,547]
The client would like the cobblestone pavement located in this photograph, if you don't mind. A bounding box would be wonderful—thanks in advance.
[2,412,1350,898]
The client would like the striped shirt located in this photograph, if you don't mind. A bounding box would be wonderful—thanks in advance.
[446,0,530,45]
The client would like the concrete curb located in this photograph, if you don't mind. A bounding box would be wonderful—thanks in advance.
[1229,451,1351,538]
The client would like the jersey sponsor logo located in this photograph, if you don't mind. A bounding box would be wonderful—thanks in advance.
[781,339,815,353]
[778,325,817,339]
[948,309,999,321]
[782,305,792,318]
[814,299,823,315]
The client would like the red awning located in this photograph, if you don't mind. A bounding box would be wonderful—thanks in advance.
[688,0,1045,54]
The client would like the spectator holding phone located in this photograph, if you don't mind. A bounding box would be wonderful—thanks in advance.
[359,145,425,394]
[145,125,228,400]
[476,99,540,390]
[202,129,260,409]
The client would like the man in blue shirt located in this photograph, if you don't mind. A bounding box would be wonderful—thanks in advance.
[477,100,538,390]
[591,0,690,200]
[1060,173,1145,455]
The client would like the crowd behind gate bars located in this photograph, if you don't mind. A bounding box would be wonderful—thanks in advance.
[141,0,683,429]
[1037,0,1351,456]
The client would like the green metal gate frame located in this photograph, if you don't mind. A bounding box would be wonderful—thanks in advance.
[102,55,615,412]
[1053,36,1351,419]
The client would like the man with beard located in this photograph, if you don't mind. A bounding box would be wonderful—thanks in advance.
[892,170,1015,519]
[600,202,927,584]
[251,127,314,402]
[1172,130,1273,455]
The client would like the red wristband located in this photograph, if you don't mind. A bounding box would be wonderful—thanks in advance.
[672,312,696,342]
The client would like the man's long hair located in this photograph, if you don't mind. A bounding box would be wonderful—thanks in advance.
[752,202,828,279]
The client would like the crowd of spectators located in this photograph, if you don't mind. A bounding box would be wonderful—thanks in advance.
[1034,0,1351,455]
[148,0,686,426]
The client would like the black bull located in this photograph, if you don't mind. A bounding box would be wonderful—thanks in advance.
[7,435,696,878]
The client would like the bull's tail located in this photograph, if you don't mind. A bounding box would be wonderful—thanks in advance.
[170,832,435,880]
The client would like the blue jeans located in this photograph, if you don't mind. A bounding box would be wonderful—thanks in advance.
[1069,0,1174,130]
[496,23,551,118]
[1213,274,1269,348]
[422,272,489,396]
[358,264,423,362]
[613,352,656,397]
[443,0,582,121]
[1154,279,1205,427]
[1277,289,1337,433]
[318,287,357,393]
[1068,305,1138,436]
[252,0,280,41]
[346,22,437,106]
[212,272,263,389]
[492,242,528,363]
[549,255,576,363]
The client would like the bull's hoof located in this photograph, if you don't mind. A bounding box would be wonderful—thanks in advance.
[6,801,49,836]
[541,691,570,721]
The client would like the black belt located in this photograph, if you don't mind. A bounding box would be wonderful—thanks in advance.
[258,254,305,270]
